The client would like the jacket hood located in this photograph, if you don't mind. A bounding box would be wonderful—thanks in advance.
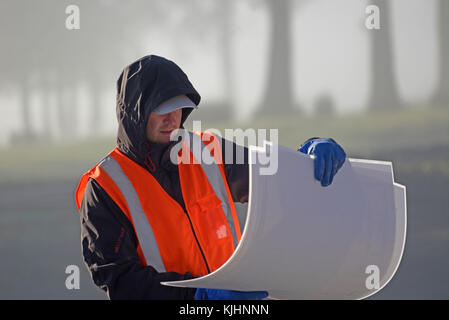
[115,55,201,167]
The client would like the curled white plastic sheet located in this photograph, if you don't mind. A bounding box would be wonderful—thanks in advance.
[162,143,407,299]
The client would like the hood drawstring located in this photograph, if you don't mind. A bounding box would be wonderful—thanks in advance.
[144,142,156,173]
[145,152,156,172]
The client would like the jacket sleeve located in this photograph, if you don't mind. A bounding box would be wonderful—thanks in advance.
[221,137,250,203]
[79,178,197,300]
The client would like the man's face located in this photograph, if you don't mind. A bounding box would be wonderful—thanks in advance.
[146,108,182,143]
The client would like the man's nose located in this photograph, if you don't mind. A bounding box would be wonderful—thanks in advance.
[164,112,177,124]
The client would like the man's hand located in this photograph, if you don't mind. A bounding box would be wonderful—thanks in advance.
[299,138,346,187]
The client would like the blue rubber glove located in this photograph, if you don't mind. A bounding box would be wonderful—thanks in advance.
[194,288,269,300]
[299,138,346,187]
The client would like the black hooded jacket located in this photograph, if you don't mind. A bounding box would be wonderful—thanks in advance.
[79,56,250,300]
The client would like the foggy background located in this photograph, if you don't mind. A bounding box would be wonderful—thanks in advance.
[0,0,447,299]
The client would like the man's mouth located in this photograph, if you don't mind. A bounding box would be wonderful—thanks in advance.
[160,129,174,135]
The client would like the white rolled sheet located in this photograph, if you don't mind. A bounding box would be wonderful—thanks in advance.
[162,143,407,299]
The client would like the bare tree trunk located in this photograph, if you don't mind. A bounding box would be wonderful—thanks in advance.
[56,71,77,139]
[367,0,401,111]
[19,75,32,137]
[256,0,296,116]
[89,78,102,136]
[41,72,53,139]
[433,0,449,107]
[66,84,78,138]
[219,0,233,112]
[55,72,66,139]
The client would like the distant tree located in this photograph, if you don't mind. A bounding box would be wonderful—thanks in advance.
[78,0,229,131]
[0,0,82,140]
[217,0,235,112]
[157,0,236,121]
[433,0,449,108]
[366,0,401,111]
[314,94,336,117]
[64,0,149,136]
[0,0,246,140]
[256,0,296,117]
[0,1,35,139]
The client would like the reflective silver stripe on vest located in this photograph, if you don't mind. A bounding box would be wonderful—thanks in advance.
[187,132,240,248]
[99,156,166,273]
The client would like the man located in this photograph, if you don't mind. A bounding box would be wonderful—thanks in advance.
[75,55,346,300]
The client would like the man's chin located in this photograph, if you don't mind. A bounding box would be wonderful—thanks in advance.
[156,136,173,144]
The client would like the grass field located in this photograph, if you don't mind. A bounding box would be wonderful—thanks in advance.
[0,105,448,182]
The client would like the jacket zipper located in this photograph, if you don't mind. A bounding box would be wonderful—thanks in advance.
[183,209,211,274]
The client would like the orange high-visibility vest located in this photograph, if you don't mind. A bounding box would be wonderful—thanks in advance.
[75,131,242,276]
